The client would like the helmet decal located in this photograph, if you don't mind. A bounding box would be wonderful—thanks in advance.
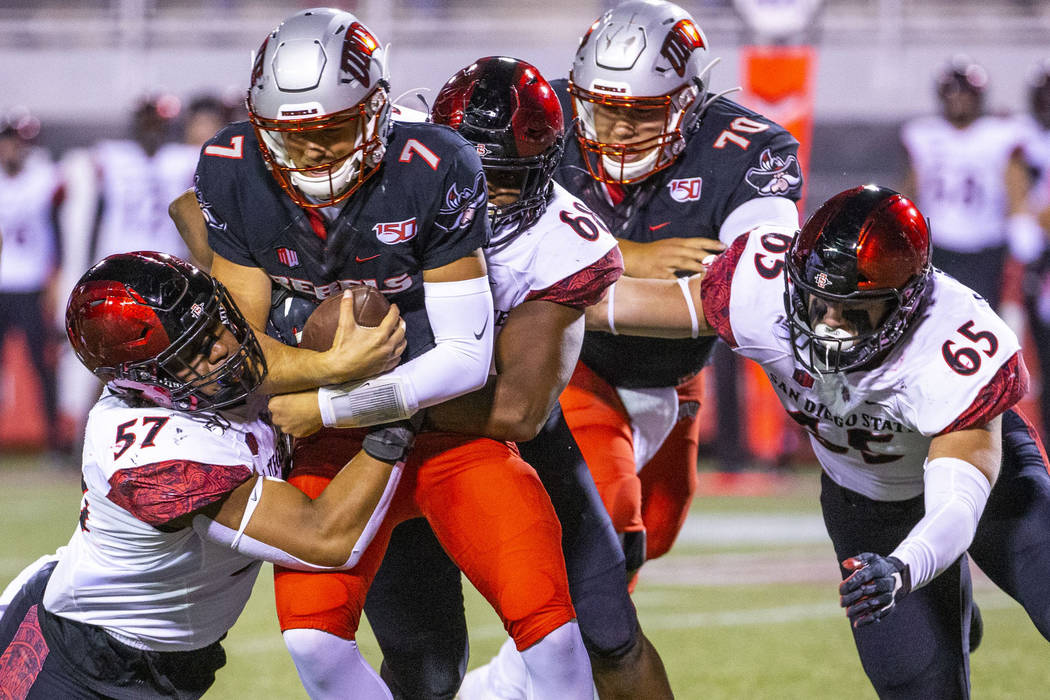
[342,22,379,87]
[661,19,706,77]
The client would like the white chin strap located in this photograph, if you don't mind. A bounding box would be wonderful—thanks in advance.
[601,147,659,182]
[290,154,359,200]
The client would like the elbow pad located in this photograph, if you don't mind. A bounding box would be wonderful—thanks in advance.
[319,275,493,428]
[889,457,992,590]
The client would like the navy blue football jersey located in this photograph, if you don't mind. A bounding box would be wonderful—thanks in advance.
[195,120,489,362]
[552,79,803,387]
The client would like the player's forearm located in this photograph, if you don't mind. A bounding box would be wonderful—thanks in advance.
[427,373,559,442]
[256,331,345,394]
[585,274,710,338]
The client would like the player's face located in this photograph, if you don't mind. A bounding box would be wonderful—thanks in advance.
[940,86,981,127]
[592,103,665,157]
[485,167,523,207]
[173,321,244,396]
[283,118,362,169]
[807,295,891,338]
[0,135,28,175]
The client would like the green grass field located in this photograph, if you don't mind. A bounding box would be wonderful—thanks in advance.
[2,453,1046,698]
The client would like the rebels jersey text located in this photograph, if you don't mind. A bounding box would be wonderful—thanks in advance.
[486,182,621,335]
[196,120,489,362]
[702,226,1027,500]
[41,391,282,651]
[553,81,802,387]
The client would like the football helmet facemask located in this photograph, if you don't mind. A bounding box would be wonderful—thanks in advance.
[568,0,714,184]
[248,8,391,208]
[66,251,267,412]
[784,185,932,374]
[432,56,564,239]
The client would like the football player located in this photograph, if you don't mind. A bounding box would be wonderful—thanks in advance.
[0,252,418,698]
[901,56,1034,310]
[588,185,1050,698]
[550,0,804,591]
[188,9,591,699]
[355,57,673,700]
[0,108,65,458]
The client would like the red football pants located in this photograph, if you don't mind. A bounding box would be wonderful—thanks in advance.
[274,430,575,651]
[559,362,701,561]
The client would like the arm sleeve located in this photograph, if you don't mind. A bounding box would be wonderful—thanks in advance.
[699,233,751,348]
[319,275,495,427]
[888,457,992,590]
[107,460,253,528]
[525,247,624,310]
[718,196,800,245]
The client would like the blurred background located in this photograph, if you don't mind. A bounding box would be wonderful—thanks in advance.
[2,0,1050,465]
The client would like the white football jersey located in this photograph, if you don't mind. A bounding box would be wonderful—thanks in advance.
[705,225,1024,501]
[0,149,62,291]
[485,182,619,340]
[42,390,282,651]
[89,140,197,264]
[901,115,1024,252]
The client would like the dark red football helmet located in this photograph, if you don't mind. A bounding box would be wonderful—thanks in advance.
[66,251,267,411]
[431,56,564,239]
[784,185,932,373]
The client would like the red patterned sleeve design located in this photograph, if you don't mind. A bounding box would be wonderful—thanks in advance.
[699,234,750,349]
[525,247,624,310]
[107,460,253,527]
[0,604,49,696]
[939,352,1030,434]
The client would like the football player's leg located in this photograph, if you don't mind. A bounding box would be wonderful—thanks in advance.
[414,434,591,698]
[821,472,971,698]
[519,407,672,699]
[968,409,1050,641]
[560,362,644,571]
[364,517,468,700]
[638,374,703,561]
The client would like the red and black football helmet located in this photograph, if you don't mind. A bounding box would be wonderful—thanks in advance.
[431,56,564,239]
[784,185,932,374]
[66,251,267,411]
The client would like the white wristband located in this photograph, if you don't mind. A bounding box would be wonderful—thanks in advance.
[318,375,418,429]
[677,276,699,339]
[889,456,991,590]
[606,281,618,335]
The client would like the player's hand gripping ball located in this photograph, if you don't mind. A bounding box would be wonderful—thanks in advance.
[299,285,392,351]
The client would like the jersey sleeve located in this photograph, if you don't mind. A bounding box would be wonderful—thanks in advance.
[107,460,253,528]
[421,141,490,270]
[721,127,803,217]
[525,247,623,309]
[194,125,256,267]
[699,232,750,348]
[938,352,1030,434]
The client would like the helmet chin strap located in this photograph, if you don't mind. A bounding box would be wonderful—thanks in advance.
[601,147,660,182]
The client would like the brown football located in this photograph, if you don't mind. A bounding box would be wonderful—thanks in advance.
[299,286,391,351]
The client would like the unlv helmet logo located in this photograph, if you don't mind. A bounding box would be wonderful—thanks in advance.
[668,177,703,202]
[342,22,379,87]
[374,217,418,245]
[661,19,705,77]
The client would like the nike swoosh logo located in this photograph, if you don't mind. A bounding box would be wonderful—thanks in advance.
[355,253,381,262]
[649,221,671,231]
[473,319,488,340]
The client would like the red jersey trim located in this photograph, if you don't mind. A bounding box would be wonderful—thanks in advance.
[699,233,749,348]
[0,603,49,695]
[107,460,253,527]
[939,352,1030,434]
[525,247,624,310]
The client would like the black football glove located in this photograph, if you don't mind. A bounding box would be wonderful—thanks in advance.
[362,410,426,465]
[839,552,912,628]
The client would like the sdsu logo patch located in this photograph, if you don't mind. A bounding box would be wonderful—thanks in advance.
[668,177,703,202]
[374,217,418,245]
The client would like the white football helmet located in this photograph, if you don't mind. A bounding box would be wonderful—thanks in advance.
[248,8,391,207]
[569,0,714,184]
